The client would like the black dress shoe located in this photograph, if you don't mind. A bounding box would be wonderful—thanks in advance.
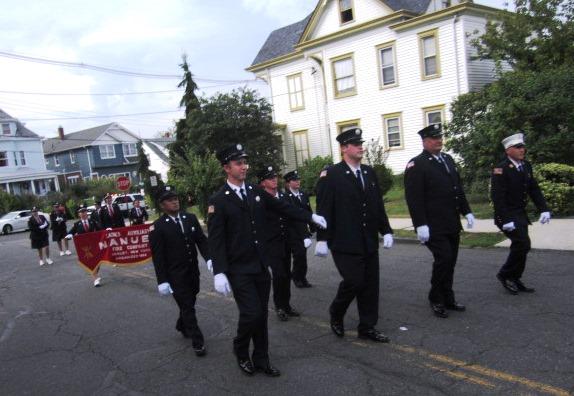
[237,358,255,376]
[358,328,390,343]
[330,321,345,338]
[445,302,466,312]
[430,302,449,318]
[497,274,518,295]
[514,279,535,293]
[193,345,206,357]
[276,309,289,322]
[301,279,313,288]
[254,363,281,377]
[293,280,305,288]
[285,307,301,317]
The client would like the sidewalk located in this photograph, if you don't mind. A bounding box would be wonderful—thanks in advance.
[390,218,574,251]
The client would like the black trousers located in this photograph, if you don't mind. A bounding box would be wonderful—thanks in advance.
[270,243,292,310]
[330,250,379,332]
[172,276,204,348]
[227,270,271,366]
[499,225,531,280]
[425,233,460,305]
[288,238,308,282]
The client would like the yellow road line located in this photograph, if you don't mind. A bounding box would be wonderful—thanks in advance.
[121,268,572,395]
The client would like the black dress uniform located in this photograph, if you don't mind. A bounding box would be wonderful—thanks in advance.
[491,157,548,283]
[316,156,392,335]
[129,206,149,225]
[284,171,315,288]
[28,214,49,249]
[208,179,313,368]
[150,206,209,349]
[404,129,471,309]
[50,208,68,241]
[68,217,101,235]
[100,200,124,229]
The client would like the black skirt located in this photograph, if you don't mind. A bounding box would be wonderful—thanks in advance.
[31,234,49,249]
[52,226,67,241]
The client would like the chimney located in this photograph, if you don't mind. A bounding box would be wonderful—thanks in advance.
[58,126,64,140]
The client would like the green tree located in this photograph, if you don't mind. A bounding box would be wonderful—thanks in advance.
[445,0,574,183]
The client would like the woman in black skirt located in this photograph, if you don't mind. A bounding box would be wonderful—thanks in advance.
[50,203,71,256]
[29,207,53,266]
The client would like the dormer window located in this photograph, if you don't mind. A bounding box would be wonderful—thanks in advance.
[2,123,12,135]
[339,0,354,24]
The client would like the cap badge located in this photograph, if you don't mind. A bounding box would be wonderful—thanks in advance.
[267,166,273,171]
[355,129,361,135]
[236,144,242,150]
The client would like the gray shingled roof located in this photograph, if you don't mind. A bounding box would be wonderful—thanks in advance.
[42,123,115,155]
[0,108,40,138]
[144,140,170,163]
[250,0,430,68]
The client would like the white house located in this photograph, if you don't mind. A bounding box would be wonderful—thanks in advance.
[247,0,500,173]
[0,109,60,196]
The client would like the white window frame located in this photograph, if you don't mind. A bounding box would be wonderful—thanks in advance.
[19,151,26,166]
[419,29,441,79]
[99,144,116,159]
[338,0,354,25]
[67,175,79,185]
[69,151,76,164]
[423,105,445,126]
[376,41,398,88]
[122,143,138,157]
[292,130,310,167]
[54,155,60,167]
[0,151,7,167]
[331,53,357,98]
[287,73,305,111]
[382,113,404,150]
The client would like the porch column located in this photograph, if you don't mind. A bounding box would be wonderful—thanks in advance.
[30,180,37,195]
[54,176,61,192]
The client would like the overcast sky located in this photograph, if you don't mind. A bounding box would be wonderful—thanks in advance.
[0,0,508,140]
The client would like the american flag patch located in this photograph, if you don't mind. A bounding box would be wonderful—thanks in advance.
[493,168,503,175]
[406,161,415,169]
[208,205,215,214]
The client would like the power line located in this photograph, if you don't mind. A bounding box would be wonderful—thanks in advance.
[21,110,182,121]
[0,89,183,96]
[0,50,262,84]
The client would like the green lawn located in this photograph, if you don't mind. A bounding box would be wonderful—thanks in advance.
[393,229,506,248]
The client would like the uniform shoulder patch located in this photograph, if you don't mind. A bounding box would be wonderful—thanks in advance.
[406,161,415,169]
[493,168,503,175]
[208,205,215,214]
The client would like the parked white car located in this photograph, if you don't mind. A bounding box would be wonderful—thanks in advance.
[0,210,49,235]
[101,193,147,216]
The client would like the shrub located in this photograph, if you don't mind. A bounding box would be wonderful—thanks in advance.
[297,156,333,195]
[0,190,17,214]
[363,138,393,196]
[533,163,574,215]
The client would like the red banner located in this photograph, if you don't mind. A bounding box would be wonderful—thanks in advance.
[72,224,152,274]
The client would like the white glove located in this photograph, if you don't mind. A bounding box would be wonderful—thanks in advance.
[39,223,48,229]
[157,282,173,296]
[303,238,312,249]
[416,225,430,243]
[311,214,327,229]
[539,211,551,224]
[206,259,213,274]
[105,228,112,231]
[465,213,475,229]
[502,222,516,232]
[65,234,73,240]
[214,273,231,296]
[314,241,329,257]
[382,233,393,249]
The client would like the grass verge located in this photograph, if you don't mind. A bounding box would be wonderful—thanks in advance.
[392,229,506,248]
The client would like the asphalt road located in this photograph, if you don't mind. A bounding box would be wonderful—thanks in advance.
[1,230,573,396]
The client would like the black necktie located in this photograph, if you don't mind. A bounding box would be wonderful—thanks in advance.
[437,155,450,173]
[517,164,523,172]
[175,217,184,234]
[355,169,365,190]
[240,188,247,201]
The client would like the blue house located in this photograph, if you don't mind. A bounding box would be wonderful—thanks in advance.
[43,123,143,187]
